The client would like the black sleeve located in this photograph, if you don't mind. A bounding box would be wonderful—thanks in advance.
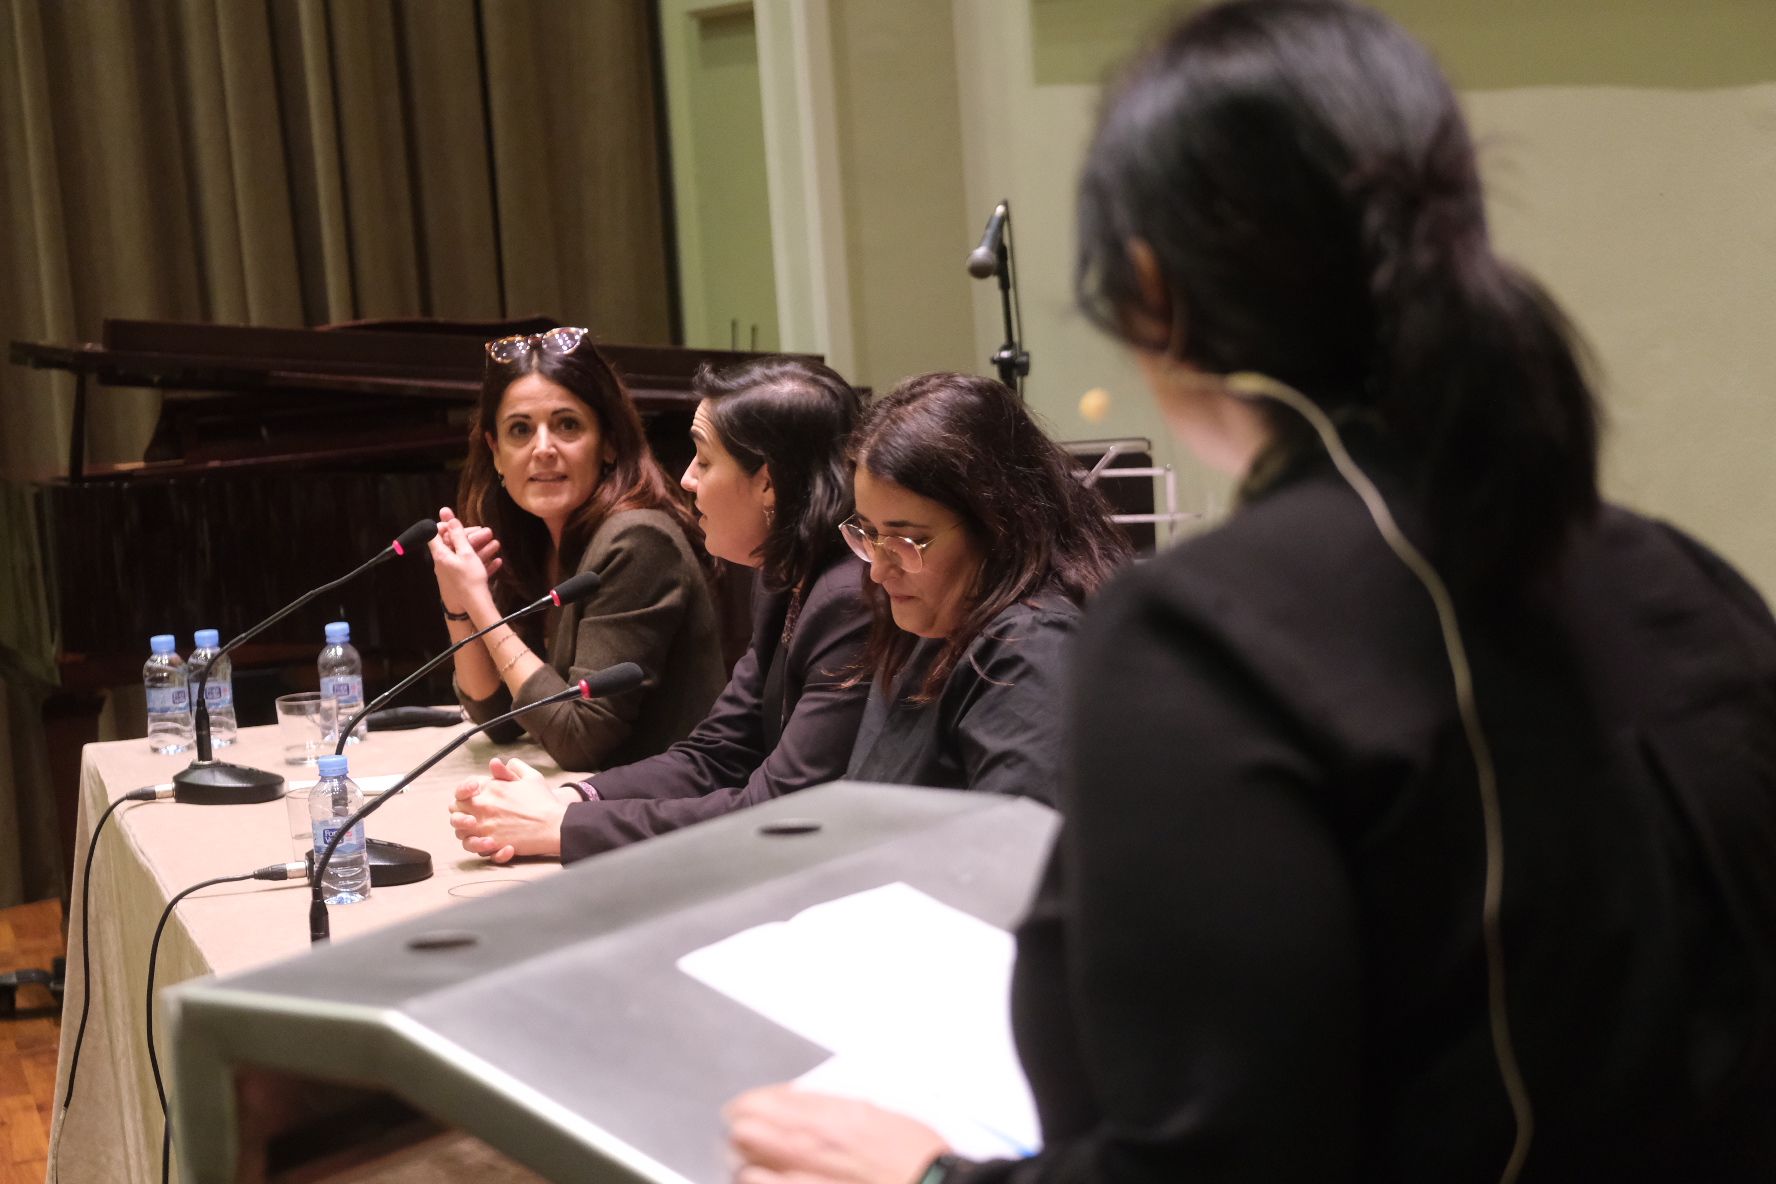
[586,638,772,804]
[951,577,1364,1182]
[558,569,870,862]
[951,612,1078,804]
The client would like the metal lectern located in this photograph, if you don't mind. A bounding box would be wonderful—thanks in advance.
[167,783,1058,1183]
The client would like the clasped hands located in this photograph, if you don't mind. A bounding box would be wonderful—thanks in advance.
[447,756,574,863]
[428,506,504,616]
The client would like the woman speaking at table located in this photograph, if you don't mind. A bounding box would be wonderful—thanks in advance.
[447,368,1128,861]
[429,327,726,772]
[726,2,1776,1181]
[447,355,874,862]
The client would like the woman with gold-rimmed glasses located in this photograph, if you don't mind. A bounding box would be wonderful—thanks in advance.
[839,371,1129,801]
[427,325,726,772]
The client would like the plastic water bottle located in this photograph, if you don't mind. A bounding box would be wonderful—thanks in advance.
[143,634,192,754]
[310,753,370,905]
[188,628,237,749]
[318,621,366,744]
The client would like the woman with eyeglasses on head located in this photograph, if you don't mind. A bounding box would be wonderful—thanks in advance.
[444,356,873,863]
[839,371,1129,802]
[429,326,727,772]
[728,3,1776,1183]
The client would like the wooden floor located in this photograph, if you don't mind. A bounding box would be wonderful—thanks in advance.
[0,900,63,1184]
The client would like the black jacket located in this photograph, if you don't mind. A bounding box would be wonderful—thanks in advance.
[846,597,1079,805]
[558,555,870,862]
[959,464,1776,1182]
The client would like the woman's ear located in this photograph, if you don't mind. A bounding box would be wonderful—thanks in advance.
[1125,238,1177,351]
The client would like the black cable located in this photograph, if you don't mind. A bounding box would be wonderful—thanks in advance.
[308,673,620,943]
[62,784,170,1111]
[146,861,306,1184]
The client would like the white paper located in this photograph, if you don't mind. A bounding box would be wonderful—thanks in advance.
[677,881,1041,1158]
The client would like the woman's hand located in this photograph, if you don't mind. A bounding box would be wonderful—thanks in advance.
[725,1085,951,1184]
[430,507,503,615]
[447,756,573,863]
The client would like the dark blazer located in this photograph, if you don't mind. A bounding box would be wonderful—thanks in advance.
[956,461,1776,1183]
[458,508,726,772]
[558,553,871,862]
[846,597,1079,805]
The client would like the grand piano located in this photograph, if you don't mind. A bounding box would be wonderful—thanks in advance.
[8,318,801,889]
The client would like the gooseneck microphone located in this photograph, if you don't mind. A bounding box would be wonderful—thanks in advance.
[174,518,437,806]
[307,662,646,943]
[333,569,603,755]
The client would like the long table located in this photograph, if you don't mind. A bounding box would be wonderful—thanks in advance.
[47,720,567,1183]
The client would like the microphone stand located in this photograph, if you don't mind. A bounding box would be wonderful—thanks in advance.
[978,199,1029,396]
[332,571,601,757]
[308,663,644,943]
[174,519,436,806]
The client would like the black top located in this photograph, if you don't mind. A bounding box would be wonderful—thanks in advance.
[958,463,1776,1182]
[558,555,871,862]
[846,598,1079,805]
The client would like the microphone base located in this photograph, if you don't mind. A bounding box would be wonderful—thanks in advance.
[303,841,435,893]
[173,761,286,805]
[368,839,434,887]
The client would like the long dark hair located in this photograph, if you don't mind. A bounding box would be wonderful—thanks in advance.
[695,356,861,592]
[461,338,698,613]
[1077,0,1599,594]
[851,372,1130,700]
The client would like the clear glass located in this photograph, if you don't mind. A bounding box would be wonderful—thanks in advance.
[283,782,314,860]
[276,693,338,765]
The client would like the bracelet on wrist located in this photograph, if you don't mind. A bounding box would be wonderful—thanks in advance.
[442,604,471,622]
[561,779,598,802]
[496,649,528,677]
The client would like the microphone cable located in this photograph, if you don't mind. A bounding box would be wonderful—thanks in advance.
[145,860,308,1184]
[60,784,174,1113]
[1223,369,1533,1184]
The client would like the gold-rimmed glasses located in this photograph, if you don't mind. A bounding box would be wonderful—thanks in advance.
[485,326,589,364]
[838,515,959,574]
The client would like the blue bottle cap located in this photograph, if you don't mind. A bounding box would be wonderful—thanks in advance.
[324,621,351,644]
[316,754,349,778]
[194,628,220,648]
[150,634,177,654]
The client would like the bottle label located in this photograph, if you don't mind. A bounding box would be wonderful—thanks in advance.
[203,681,233,710]
[314,821,366,855]
[147,686,189,714]
[321,675,364,708]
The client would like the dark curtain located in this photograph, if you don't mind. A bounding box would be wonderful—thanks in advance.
[0,0,674,905]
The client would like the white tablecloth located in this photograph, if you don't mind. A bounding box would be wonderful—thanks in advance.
[47,720,566,1182]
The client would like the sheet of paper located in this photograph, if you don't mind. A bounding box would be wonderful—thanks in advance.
[677,881,1041,1158]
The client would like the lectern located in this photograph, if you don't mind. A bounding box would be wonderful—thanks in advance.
[167,784,1058,1183]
